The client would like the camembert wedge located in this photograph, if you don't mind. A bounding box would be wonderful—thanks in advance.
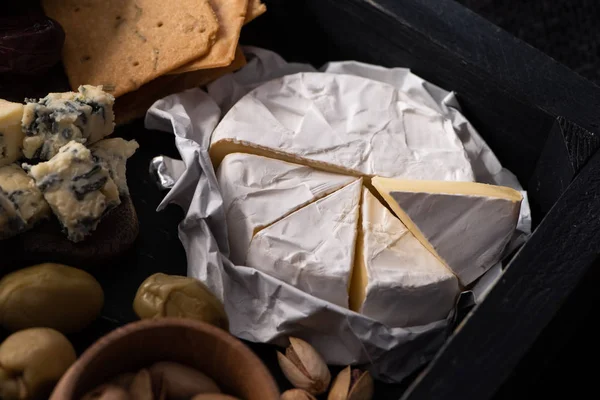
[350,189,459,327]
[245,179,362,307]
[372,177,523,286]
[217,153,355,265]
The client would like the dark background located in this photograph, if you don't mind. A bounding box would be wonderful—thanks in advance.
[2,1,599,399]
[453,1,600,398]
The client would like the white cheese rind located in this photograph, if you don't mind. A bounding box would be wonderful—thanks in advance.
[90,138,139,196]
[387,191,520,286]
[358,189,459,327]
[0,164,50,239]
[25,141,120,242]
[217,153,355,265]
[22,85,115,160]
[210,72,474,182]
[0,100,25,167]
[245,179,362,308]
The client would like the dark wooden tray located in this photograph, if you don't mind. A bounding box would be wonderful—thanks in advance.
[2,0,600,399]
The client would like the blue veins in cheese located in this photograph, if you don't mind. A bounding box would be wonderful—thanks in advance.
[25,141,121,242]
[0,164,50,239]
[22,85,115,160]
[90,138,139,196]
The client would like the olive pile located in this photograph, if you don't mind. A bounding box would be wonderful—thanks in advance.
[0,264,229,400]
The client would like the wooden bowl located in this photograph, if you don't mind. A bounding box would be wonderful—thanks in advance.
[50,318,280,400]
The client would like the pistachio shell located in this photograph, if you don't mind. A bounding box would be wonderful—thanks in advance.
[328,367,373,400]
[280,388,317,400]
[327,367,351,400]
[276,338,330,395]
[81,384,131,400]
[110,372,136,390]
[149,361,220,398]
[128,369,153,400]
[348,370,373,400]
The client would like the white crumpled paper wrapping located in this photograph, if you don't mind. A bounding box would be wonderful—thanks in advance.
[145,46,532,383]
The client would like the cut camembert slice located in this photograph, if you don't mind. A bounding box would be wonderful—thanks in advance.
[350,188,459,327]
[372,177,523,286]
[245,178,362,308]
[217,153,355,265]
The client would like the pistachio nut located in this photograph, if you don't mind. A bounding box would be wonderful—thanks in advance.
[110,372,136,390]
[280,388,317,400]
[128,369,153,400]
[191,395,241,400]
[0,327,76,400]
[327,366,373,400]
[81,384,131,400]
[0,263,104,333]
[133,273,229,331]
[149,361,221,398]
[276,337,331,395]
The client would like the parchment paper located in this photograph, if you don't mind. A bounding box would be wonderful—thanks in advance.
[145,46,531,383]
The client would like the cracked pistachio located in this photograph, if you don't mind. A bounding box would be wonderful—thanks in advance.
[128,369,153,400]
[0,328,76,400]
[327,366,373,400]
[133,273,228,331]
[149,361,221,398]
[276,337,331,395]
[0,263,104,333]
[81,384,131,400]
[280,388,317,400]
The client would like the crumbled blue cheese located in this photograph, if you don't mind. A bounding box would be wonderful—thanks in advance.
[0,100,25,167]
[0,164,50,239]
[90,138,139,196]
[25,141,120,242]
[22,85,115,160]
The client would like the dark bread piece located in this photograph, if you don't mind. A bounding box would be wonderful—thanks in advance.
[0,196,138,270]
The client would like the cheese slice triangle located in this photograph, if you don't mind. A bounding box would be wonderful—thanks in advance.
[217,153,355,265]
[350,188,459,327]
[372,177,523,286]
[245,179,362,307]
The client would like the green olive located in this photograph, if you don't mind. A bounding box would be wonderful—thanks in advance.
[0,263,104,333]
[0,327,76,400]
[133,273,229,331]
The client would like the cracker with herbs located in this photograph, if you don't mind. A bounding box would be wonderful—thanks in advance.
[42,0,219,97]
[115,47,247,125]
[169,0,248,74]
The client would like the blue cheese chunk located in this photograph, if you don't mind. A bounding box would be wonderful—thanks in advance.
[0,164,50,239]
[25,141,121,242]
[22,85,115,160]
[0,100,25,167]
[90,138,139,196]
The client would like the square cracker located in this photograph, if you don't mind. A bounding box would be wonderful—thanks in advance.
[114,47,247,125]
[168,0,248,75]
[42,0,220,98]
[245,0,267,23]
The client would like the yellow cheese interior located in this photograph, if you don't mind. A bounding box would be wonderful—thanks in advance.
[210,140,364,178]
[371,176,522,275]
[0,100,25,166]
[372,176,523,201]
[349,195,366,312]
